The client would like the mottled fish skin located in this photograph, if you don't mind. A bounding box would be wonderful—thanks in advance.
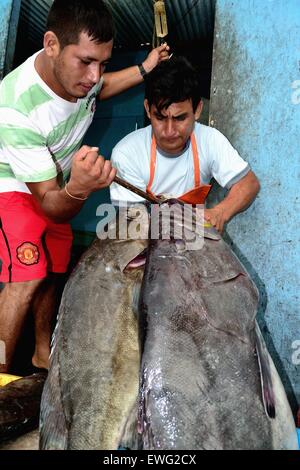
[0,373,46,443]
[138,202,298,450]
[40,211,148,450]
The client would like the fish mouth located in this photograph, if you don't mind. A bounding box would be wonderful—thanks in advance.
[125,249,147,270]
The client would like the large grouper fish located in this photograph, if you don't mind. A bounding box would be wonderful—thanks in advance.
[40,207,148,450]
[138,201,298,450]
[40,201,298,450]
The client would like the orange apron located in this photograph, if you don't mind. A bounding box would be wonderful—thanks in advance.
[146,133,211,205]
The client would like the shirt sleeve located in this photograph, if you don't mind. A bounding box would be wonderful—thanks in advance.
[209,128,250,189]
[110,146,147,206]
[0,108,57,182]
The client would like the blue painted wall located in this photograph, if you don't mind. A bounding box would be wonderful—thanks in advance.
[71,50,147,236]
[209,0,300,407]
[0,0,21,79]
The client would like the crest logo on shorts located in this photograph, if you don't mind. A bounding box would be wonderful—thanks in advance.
[16,242,40,266]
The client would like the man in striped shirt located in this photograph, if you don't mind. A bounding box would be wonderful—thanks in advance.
[0,0,169,373]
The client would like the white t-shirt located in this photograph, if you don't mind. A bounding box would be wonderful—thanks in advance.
[0,50,103,193]
[110,123,250,205]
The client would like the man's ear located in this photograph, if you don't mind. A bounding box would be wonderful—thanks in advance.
[43,31,61,58]
[144,99,151,120]
[194,100,203,121]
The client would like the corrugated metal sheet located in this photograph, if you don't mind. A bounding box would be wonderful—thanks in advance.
[106,0,216,47]
[17,0,216,49]
[18,0,52,46]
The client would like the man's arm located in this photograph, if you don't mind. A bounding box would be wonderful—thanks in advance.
[27,146,116,223]
[204,170,260,233]
[99,44,169,100]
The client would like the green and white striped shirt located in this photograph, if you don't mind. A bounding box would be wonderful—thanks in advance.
[0,50,102,193]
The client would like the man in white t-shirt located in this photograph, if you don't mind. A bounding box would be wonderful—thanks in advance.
[110,56,260,232]
[0,0,169,373]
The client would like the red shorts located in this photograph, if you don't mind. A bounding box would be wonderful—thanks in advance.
[0,192,73,283]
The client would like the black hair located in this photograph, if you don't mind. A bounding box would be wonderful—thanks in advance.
[145,56,202,112]
[46,0,115,48]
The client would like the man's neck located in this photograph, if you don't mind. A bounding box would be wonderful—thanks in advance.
[157,139,190,159]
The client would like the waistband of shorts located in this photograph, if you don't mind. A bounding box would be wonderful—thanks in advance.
[0,191,33,201]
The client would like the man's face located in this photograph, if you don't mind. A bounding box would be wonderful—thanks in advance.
[50,31,113,101]
[144,99,202,155]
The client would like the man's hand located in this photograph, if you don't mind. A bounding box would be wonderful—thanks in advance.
[27,145,116,223]
[204,171,260,233]
[68,145,116,198]
[99,43,170,100]
[204,206,227,233]
[142,43,170,73]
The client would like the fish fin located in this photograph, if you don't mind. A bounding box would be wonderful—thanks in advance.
[39,357,68,449]
[255,322,276,419]
[118,400,142,450]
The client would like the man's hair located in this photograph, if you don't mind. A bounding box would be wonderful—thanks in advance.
[46,0,115,48]
[145,56,202,112]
